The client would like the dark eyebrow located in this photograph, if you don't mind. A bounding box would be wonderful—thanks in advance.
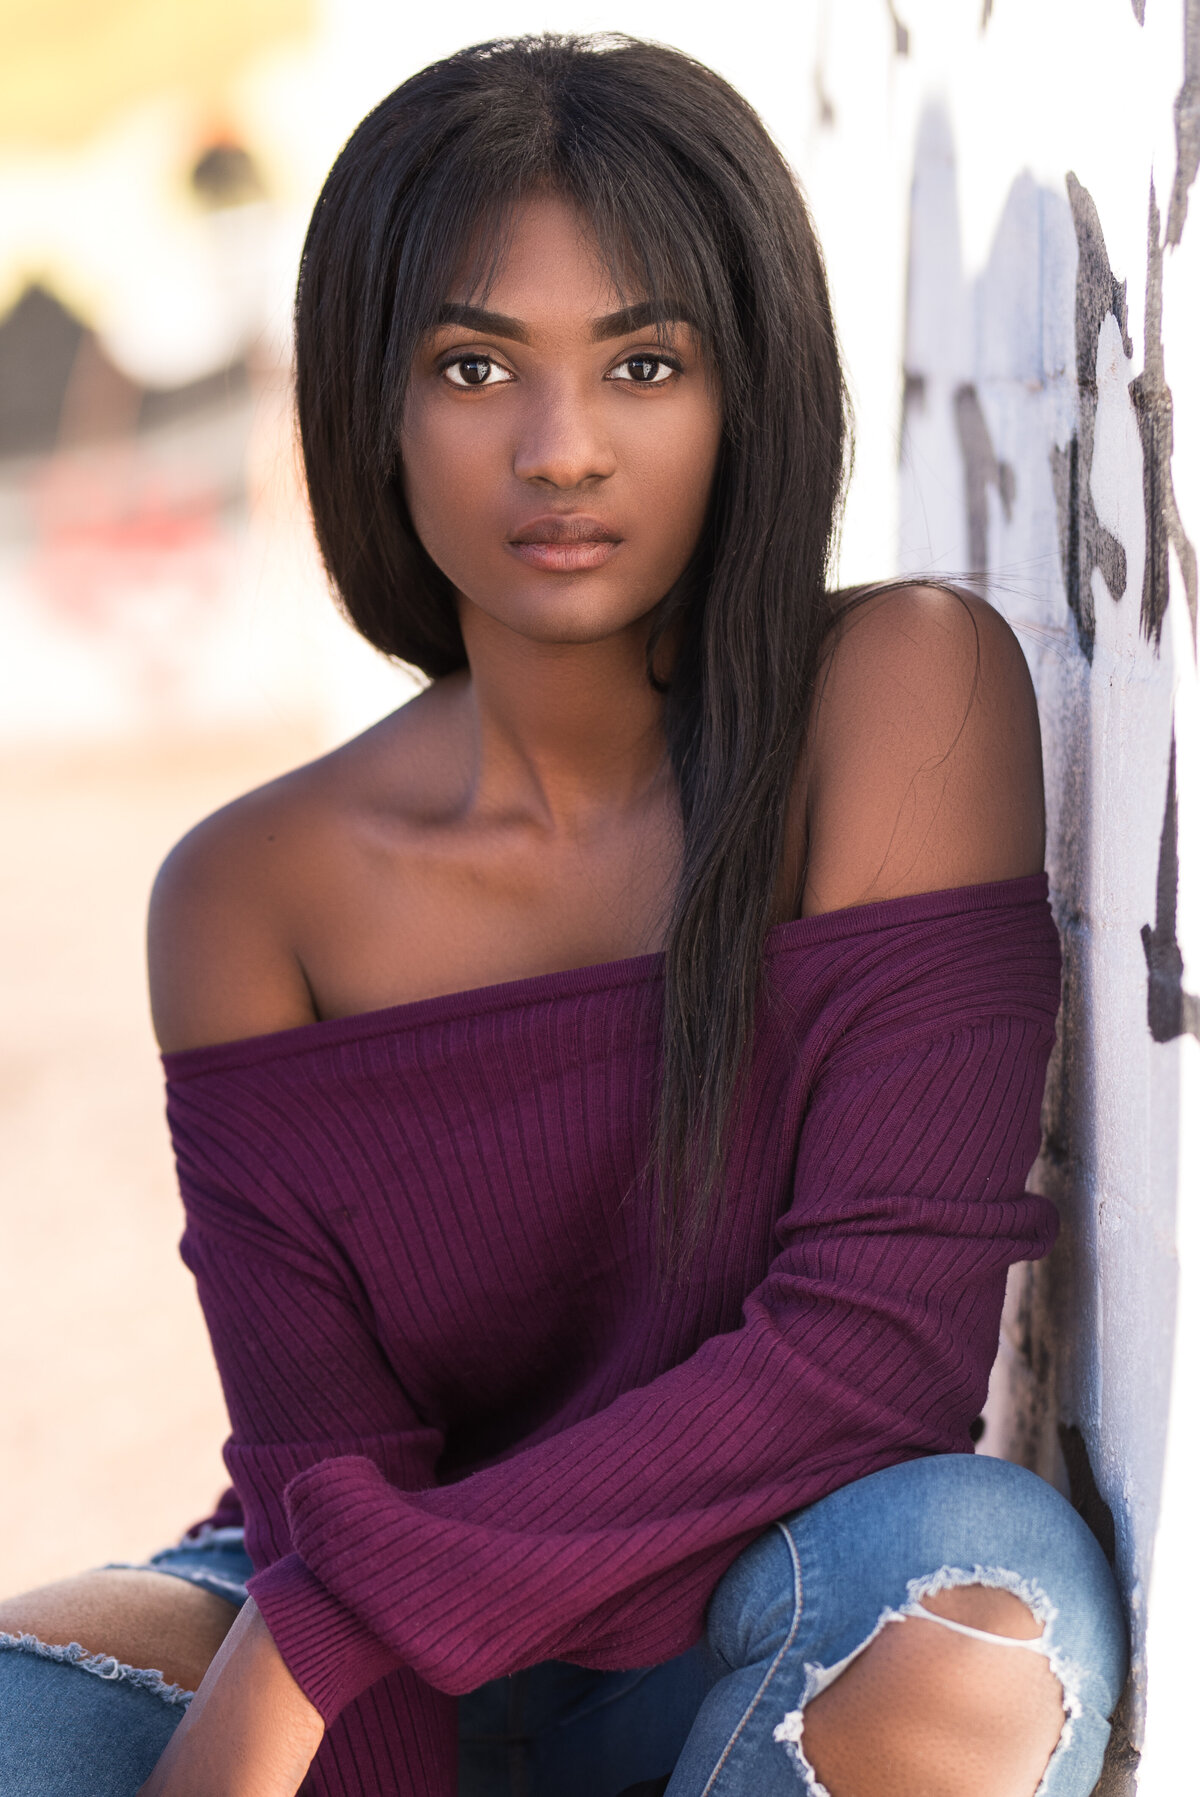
[434,303,530,343]
[590,301,697,341]
[432,300,696,345]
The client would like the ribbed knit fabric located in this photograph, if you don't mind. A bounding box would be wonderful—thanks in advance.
[164,874,1061,1796]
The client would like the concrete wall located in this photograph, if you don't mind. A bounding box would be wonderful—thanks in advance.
[795,5,1198,1789]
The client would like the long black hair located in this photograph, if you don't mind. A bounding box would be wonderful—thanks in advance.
[295,33,850,1271]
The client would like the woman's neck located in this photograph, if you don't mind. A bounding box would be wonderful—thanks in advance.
[455,601,672,830]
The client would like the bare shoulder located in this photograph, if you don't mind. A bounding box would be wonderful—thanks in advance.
[148,680,451,1054]
[148,757,330,1055]
[800,583,1045,916]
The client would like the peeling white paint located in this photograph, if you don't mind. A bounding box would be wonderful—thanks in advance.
[790,6,1198,1791]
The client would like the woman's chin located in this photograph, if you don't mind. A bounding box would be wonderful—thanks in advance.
[461,586,662,651]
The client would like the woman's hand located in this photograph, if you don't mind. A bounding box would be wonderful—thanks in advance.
[137,1599,325,1797]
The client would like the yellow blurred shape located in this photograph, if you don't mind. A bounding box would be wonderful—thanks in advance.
[1,0,313,147]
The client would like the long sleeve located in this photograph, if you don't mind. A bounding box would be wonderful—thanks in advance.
[176,1166,457,1789]
[251,1016,1056,1697]
[165,879,1061,1795]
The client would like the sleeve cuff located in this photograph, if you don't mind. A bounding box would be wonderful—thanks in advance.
[247,1552,404,1724]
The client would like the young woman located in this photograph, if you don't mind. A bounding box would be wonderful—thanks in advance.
[0,34,1125,1797]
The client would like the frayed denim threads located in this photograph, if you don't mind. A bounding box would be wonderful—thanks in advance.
[0,1631,192,1705]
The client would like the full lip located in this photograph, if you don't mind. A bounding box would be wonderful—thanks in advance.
[506,514,623,572]
[508,514,622,546]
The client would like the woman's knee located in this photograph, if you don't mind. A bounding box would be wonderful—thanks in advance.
[704,1519,802,1675]
[702,1458,1128,1795]
[0,1569,239,1696]
[799,1582,1068,1797]
[788,1456,1126,1699]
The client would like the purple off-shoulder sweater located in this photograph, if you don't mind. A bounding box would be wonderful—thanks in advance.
[163,874,1061,1795]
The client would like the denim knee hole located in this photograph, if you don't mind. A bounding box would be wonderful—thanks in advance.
[770,1565,1080,1797]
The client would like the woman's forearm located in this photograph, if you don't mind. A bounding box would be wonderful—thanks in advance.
[137,1599,325,1797]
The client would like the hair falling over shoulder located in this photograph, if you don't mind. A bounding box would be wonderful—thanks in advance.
[294,34,851,1273]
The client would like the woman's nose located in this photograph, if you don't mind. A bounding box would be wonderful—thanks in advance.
[511,390,617,490]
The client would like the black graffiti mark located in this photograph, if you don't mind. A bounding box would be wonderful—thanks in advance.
[953,385,1015,572]
[1050,174,1196,654]
[1131,0,1146,25]
[1049,439,1082,651]
[1141,738,1200,1043]
[886,1,910,56]
[981,0,995,28]
[1050,429,1128,664]
[1066,175,1133,446]
[1166,0,1200,246]
[1130,181,1199,646]
[1049,176,1131,662]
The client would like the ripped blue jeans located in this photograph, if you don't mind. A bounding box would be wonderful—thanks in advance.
[0,1455,1126,1796]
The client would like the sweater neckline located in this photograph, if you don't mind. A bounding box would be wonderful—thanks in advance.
[162,871,1049,1080]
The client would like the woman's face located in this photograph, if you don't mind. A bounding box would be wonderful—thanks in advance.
[400,192,722,652]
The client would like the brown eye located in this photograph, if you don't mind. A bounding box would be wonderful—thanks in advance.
[610,355,677,385]
[443,355,511,388]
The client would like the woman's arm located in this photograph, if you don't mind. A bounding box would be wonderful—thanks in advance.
[150,1183,455,1792]
[147,770,469,1793]
[137,1601,324,1797]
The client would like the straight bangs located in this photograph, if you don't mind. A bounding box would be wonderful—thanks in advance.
[370,71,754,477]
[378,159,735,461]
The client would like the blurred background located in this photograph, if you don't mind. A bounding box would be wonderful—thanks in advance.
[2,8,1197,1790]
[0,0,906,1595]
[0,0,422,1597]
